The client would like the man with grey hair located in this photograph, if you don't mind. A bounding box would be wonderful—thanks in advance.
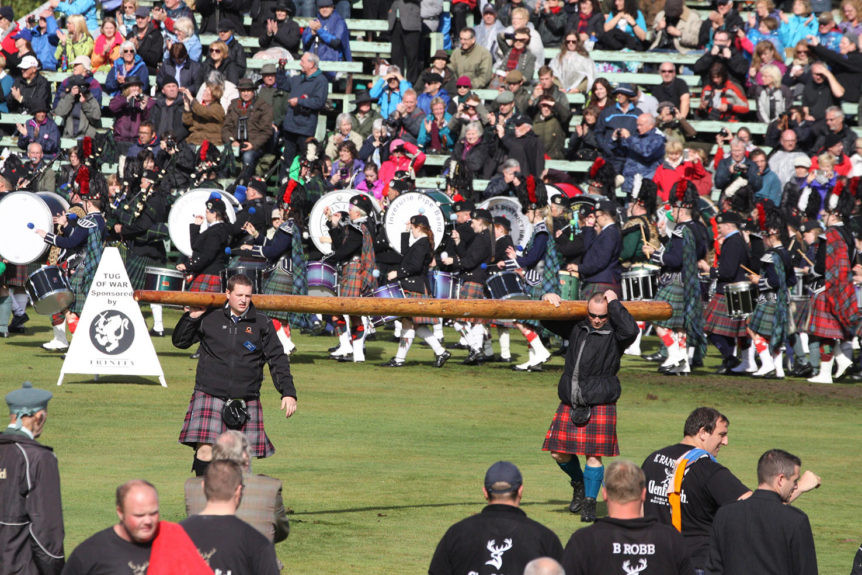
[281,51,329,175]
[714,137,762,192]
[562,460,693,575]
[614,113,666,196]
[813,105,856,156]
[523,557,565,575]
[184,430,290,544]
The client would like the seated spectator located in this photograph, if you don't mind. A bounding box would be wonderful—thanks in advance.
[499,7,545,65]
[168,17,202,63]
[54,74,102,138]
[329,141,365,189]
[475,5,505,62]
[200,40,242,86]
[28,11,60,71]
[697,0,744,48]
[50,0,99,33]
[16,105,60,158]
[810,32,862,102]
[693,28,749,88]
[355,162,384,199]
[257,0,301,60]
[527,66,572,129]
[850,137,862,176]
[814,105,856,157]
[157,43,202,95]
[653,64,691,118]
[181,83,225,146]
[118,0,137,35]
[488,90,524,148]
[714,137,762,192]
[22,142,56,192]
[654,141,711,201]
[224,78,275,181]
[533,94,566,159]
[498,0,532,28]
[573,0,604,45]
[380,138,426,183]
[503,70,531,115]
[53,55,103,108]
[746,40,786,96]
[256,63,288,127]
[127,120,160,158]
[8,30,39,73]
[755,64,792,124]
[800,61,842,123]
[492,27,537,85]
[414,50,457,95]
[586,77,612,110]
[418,97,454,153]
[350,91,381,140]
[91,17,124,70]
[696,62,749,122]
[750,147,782,205]
[687,148,713,196]
[779,0,817,51]
[448,92,489,142]
[417,72,450,115]
[151,78,189,142]
[767,129,808,184]
[109,76,154,152]
[499,117,546,179]
[649,0,701,53]
[813,133,852,175]
[614,113,666,195]
[447,75,474,115]
[370,66,412,119]
[104,41,150,96]
[452,28,494,89]
[807,151,837,206]
[482,159,526,199]
[598,0,647,51]
[817,12,842,52]
[532,0,568,47]
[0,56,12,113]
[838,0,862,36]
[129,6,165,74]
[656,102,696,143]
[196,70,238,112]
[780,155,818,216]
[566,104,601,160]
[386,89,425,144]
[549,30,596,94]
[358,118,390,166]
[744,0,778,33]
[743,16,784,58]
[301,0,352,76]
[8,56,51,114]
[452,121,495,179]
[325,112,364,158]
[782,41,812,100]
[54,15,94,70]
[216,20,248,77]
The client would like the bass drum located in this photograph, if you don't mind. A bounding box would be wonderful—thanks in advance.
[478,196,533,249]
[422,189,454,224]
[168,189,240,257]
[384,192,447,254]
[0,191,70,265]
[308,190,381,255]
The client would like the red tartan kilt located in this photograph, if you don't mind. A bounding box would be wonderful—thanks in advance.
[456,280,488,324]
[809,290,856,340]
[186,273,223,293]
[542,402,619,457]
[179,390,275,458]
[704,293,747,338]
[9,263,41,288]
[403,289,437,325]
[339,260,365,298]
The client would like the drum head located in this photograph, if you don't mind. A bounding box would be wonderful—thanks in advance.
[308,190,381,255]
[37,192,70,216]
[422,189,454,222]
[479,196,533,248]
[0,191,53,264]
[168,189,239,257]
[384,193,446,254]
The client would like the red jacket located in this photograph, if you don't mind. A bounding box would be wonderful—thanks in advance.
[653,160,709,202]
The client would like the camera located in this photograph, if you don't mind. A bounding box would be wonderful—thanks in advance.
[131,93,145,105]
[27,14,37,25]
[720,128,730,137]
[164,134,178,152]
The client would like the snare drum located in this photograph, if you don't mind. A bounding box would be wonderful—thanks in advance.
[856,284,862,308]
[725,282,758,318]
[144,267,185,291]
[220,264,267,293]
[791,271,806,299]
[26,266,74,315]
[307,261,338,296]
[559,270,580,301]
[485,271,529,300]
[621,265,659,301]
[370,283,405,326]
[428,270,458,299]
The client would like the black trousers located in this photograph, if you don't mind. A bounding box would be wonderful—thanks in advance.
[596,28,646,51]
[391,22,422,86]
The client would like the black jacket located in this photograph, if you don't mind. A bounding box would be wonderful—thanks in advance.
[258,17,302,57]
[429,504,563,575]
[9,75,51,114]
[395,234,432,294]
[455,228,493,284]
[119,190,169,262]
[156,59,203,94]
[197,0,245,35]
[188,220,231,275]
[710,231,750,291]
[134,23,165,75]
[544,299,638,407]
[172,302,296,399]
[149,96,190,142]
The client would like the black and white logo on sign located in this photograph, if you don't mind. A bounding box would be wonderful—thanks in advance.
[90,310,135,355]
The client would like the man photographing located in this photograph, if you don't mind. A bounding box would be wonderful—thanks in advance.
[173,274,297,476]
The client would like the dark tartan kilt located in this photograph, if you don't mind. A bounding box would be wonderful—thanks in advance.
[179,390,275,458]
[704,294,747,338]
[338,260,365,298]
[580,281,621,301]
[403,289,436,325]
[653,282,685,330]
[457,280,488,324]
[68,268,95,315]
[542,402,619,457]
[748,298,779,338]
[125,253,165,291]
[790,297,810,333]
[187,273,223,293]
[808,291,853,340]
[262,266,294,321]
[9,263,41,288]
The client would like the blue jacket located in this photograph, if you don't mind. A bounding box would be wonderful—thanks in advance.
[104,56,150,96]
[0,74,12,113]
[596,102,641,174]
[754,168,782,206]
[714,156,763,191]
[369,77,412,118]
[779,14,818,51]
[301,11,352,64]
[282,68,329,136]
[30,18,60,71]
[417,88,450,116]
[579,222,622,285]
[17,117,61,158]
[417,112,454,151]
[616,128,666,195]
[54,0,100,32]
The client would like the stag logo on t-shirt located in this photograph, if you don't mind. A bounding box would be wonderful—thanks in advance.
[484,538,513,569]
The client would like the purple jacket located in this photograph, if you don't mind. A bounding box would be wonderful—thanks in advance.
[109,93,154,142]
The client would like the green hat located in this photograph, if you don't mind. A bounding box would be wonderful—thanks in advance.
[6,381,52,422]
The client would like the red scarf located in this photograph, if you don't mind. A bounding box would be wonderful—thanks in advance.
[506,47,523,71]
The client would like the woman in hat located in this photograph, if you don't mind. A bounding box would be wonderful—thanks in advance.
[351,91,383,140]
[255,0,301,55]
[177,194,232,293]
[382,215,452,368]
[414,50,457,95]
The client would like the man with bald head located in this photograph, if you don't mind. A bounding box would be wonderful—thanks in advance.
[614,113,666,197]
[768,130,809,185]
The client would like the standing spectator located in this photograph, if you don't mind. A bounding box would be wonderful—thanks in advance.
[54,14,94,70]
[650,0,701,53]
[493,26,537,84]
[452,28,494,89]
[350,91,382,140]
[109,76,154,153]
[223,78,274,181]
[256,63,289,127]
[181,83,225,146]
[197,0,244,35]
[533,0,568,47]
[91,17,125,70]
[49,0,99,33]
[54,74,102,138]
[8,56,51,114]
[1,382,65,575]
[533,95,567,159]
[549,30,596,93]
[369,66,412,119]
[200,40,242,85]
[693,28,750,88]
[104,40,150,96]
[29,12,60,71]
[476,4,505,61]
[130,6,165,74]
[281,53,329,173]
[598,0,648,51]
[302,0,352,78]
[415,49,458,94]
[151,78,190,142]
[389,0,423,86]
[157,42,203,94]
[257,0,302,59]
[614,113,666,195]
[696,63,749,122]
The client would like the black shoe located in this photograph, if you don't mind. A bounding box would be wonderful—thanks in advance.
[663,362,689,376]
[8,325,25,334]
[190,351,200,359]
[446,342,469,350]
[149,328,164,337]
[337,354,354,362]
[328,344,340,353]
[462,349,485,365]
[434,350,452,368]
[752,369,777,379]
[658,361,679,374]
[527,363,544,372]
[580,497,597,523]
[791,363,814,378]
[690,359,704,369]
[381,357,404,367]
[715,357,740,375]
[553,345,568,356]
[9,313,29,329]
[498,356,513,363]
[569,481,585,513]
[642,351,664,362]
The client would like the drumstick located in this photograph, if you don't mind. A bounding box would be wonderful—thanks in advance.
[797,249,815,267]
[640,224,647,246]
[740,264,757,275]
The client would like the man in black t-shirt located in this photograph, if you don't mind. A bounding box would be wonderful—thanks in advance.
[652,63,691,119]
[562,460,694,575]
[181,460,280,575]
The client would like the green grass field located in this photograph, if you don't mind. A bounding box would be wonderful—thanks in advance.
[3,309,861,573]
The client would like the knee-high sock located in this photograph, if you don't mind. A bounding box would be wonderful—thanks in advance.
[482,327,494,356]
[395,329,414,362]
[151,304,164,331]
[469,324,485,351]
[416,326,445,355]
[393,319,402,338]
[557,456,584,483]
[583,465,604,499]
[497,327,511,359]
[433,322,444,340]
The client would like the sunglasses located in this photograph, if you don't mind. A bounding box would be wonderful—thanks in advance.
[660,69,674,73]
[210,48,221,53]
[588,312,608,319]
[123,49,135,53]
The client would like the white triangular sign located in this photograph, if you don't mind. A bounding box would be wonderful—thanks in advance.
[58,247,167,386]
